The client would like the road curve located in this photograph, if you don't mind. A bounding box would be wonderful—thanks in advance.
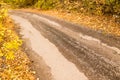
[9,10,120,80]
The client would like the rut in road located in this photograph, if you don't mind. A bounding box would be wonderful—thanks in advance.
[9,11,120,80]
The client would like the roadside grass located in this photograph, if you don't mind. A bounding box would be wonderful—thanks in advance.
[0,7,36,80]
[20,8,120,36]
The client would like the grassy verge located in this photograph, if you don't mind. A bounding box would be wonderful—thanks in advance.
[0,7,36,80]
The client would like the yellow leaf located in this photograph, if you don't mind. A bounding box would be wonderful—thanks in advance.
[5,51,15,60]
[0,50,4,57]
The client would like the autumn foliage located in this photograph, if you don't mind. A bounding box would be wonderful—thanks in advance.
[2,0,120,16]
[0,3,35,79]
[0,7,22,60]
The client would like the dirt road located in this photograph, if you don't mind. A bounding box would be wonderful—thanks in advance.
[9,10,120,80]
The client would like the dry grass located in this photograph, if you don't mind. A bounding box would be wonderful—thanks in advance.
[20,9,120,36]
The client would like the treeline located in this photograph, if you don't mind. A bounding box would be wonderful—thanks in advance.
[2,0,120,15]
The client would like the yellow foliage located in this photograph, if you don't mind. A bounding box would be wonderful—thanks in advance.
[3,40,22,50]
[5,51,15,60]
[0,3,35,80]
[0,7,22,60]
[1,30,22,60]
[0,50,4,57]
[0,8,8,21]
[0,36,3,42]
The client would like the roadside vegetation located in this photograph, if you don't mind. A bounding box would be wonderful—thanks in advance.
[4,0,119,36]
[2,0,120,15]
[2,0,120,36]
[0,2,35,79]
[0,0,120,79]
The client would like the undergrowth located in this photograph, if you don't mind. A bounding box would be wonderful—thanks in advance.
[0,8,22,60]
[0,3,35,79]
